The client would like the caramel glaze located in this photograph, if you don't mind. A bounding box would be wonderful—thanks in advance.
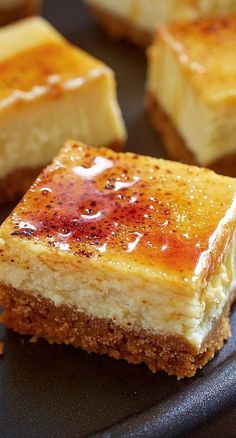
[9,142,236,278]
[0,42,105,102]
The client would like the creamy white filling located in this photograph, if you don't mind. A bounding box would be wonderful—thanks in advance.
[0,238,234,349]
[147,45,236,165]
[188,240,235,345]
[0,71,126,179]
[86,0,236,32]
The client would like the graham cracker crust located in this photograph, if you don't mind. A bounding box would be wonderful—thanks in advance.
[0,166,42,206]
[87,3,152,47]
[0,1,40,26]
[0,284,234,379]
[145,93,236,177]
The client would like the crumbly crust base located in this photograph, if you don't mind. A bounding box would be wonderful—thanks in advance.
[0,284,234,379]
[145,93,236,177]
[0,0,40,26]
[87,3,152,47]
[0,138,123,205]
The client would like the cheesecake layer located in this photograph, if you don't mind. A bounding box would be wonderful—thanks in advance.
[0,17,126,190]
[146,15,236,167]
[145,94,236,177]
[86,0,236,45]
[0,141,235,376]
[0,237,235,349]
[0,285,233,378]
[0,65,125,180]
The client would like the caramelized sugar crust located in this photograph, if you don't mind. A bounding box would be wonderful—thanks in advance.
[6,141,236,280]
[157,14,236,101]
[0,141,122,206]
[0,42,107,102]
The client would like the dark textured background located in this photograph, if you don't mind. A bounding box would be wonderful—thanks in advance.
[0,1,235,436]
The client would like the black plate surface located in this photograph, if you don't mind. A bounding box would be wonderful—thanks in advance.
[0,1,236,437]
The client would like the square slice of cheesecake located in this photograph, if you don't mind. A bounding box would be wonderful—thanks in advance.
[146,14,236,177]
[0,17,126,204]
[0,140,235,378]
[85,0,236,47]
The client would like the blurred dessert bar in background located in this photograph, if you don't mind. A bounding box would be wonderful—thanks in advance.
[84,0,236,47]
[0,17,126,205]
[146,14,236,177]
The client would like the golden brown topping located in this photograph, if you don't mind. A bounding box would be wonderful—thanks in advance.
[156,14,236,101]
[8,141,236,278]
[0,41,105,103]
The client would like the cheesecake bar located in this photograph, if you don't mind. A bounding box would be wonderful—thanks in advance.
[146,15,236,177]
[0,17,126,204]
[0,140,235,378]
[85,0,236,47]
[0,0,41,26]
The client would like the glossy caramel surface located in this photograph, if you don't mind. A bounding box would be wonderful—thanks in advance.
[158,14,236,102]
[4,141,236,280]
[0,41,106,103]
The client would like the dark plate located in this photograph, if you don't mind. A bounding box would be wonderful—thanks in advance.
[0,1,236,437]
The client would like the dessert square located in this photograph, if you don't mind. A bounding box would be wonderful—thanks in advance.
[85,0,236,47]
[0,140,235,378]
[146,14,236,177]
[0,17,126,204]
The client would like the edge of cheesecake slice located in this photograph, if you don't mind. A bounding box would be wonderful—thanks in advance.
[85,0,153,47]
[0,17,126,204]
[145,14,236,177]
[0,140,235,378]
[85,0,236,47]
